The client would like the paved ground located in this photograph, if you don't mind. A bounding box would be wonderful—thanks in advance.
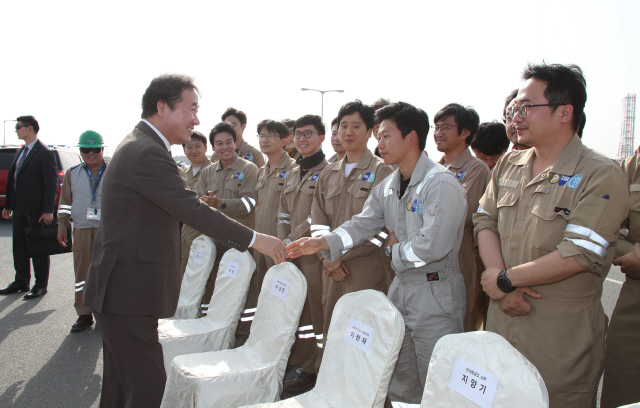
[0,218,627,407]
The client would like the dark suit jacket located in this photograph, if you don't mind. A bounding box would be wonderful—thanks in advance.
[4,139,57,214]
[84,121,254,318]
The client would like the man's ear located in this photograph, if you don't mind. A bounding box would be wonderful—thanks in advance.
[559,104,574,124]
[157,100,168,118]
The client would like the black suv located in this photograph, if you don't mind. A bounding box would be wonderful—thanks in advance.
[0,145,83,209]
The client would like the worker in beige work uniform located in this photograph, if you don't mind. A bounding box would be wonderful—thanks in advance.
[310,100,393,362]
[195,121,258,325]
[241,119,296,341]
[57,130,107,332]
[210,107,265,168]
[327,117,345,164]
[600,145,640,408]
[278,114,329,394]
[474,63,629,408]
[434,103,490,331]
[178,131,213,279]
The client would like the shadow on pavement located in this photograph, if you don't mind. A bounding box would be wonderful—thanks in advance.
[0,329,102,408]
[0,297,53,347]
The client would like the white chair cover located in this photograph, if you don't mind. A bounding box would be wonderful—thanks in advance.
[158,249,256,373]
[420,331,549,408]
[160,262,307,408]
[171,235,217,320]
[242,289,405,408]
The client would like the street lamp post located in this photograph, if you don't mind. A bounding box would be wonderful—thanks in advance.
[301,88,344,120]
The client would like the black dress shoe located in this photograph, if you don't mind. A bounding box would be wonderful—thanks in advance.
[0,282,30,294]
[283,372,317,395]
[23,287,47,299]
[71,315,94,332]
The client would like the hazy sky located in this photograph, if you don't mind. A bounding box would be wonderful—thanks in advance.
[1,0,638,160]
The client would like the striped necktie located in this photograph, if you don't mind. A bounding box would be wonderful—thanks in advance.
[14,147,29,187]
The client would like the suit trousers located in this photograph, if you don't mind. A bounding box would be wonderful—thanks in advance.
[95,311,165,408]
[73,227,98,316]
[12,211,50,288]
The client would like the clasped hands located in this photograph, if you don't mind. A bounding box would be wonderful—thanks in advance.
[201,191,223,208]
[481,267,542,317]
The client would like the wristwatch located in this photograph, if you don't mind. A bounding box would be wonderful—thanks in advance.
[497,269,516,293]
[220,200,227,210]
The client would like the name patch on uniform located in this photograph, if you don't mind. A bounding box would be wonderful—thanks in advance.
[456,170,466,181]
[557,175,571,186]
[244,154,254,161]
[554,207,571,215]
[568,174,582,189]
[498,179,519,189]
[360,187,370,193]
[309,186,316,190]
[405,198,423,214]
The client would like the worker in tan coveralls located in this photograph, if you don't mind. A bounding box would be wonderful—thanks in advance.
[57,130,107,332]
[211,107,265,168]
[239,119,296,347]
[434,103,489,331]
[601,145,640,408]
[278,115,329,394]
[327,117,345,164]
[474,63,629,408]
[178,131,212,279]
[310,100,393,366]
[195,122,258,330]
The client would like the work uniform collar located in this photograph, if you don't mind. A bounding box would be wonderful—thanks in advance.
[438,147,472,170]
[188,157,211,177]
[508,133,583,176]
[268,151,292,174]
[215,154,241,172]
[339,148,374,173]
[387,151,432,194]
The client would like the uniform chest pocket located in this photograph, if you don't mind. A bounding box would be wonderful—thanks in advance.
[530,203,571,253]
[325,184,342,199]
[224,179,241,193]
[283,182,297,195]
[347,182,372,199]
[303,182,317,196]
[630,185,640,212]
[495,189,520,239]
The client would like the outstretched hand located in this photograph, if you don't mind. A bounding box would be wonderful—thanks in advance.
[286,237,329,259]
[253,232,287,265]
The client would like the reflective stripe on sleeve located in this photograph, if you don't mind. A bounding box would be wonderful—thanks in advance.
[565,224,609,249]
[333,227,354,250]
[248,197,256,206]
[477,205,490,215]
[240,316,254,322]
[402,241,427,268]
[378,231,388,239]
[278,213,290,219]
[316,333,323,340]
[278,220,291,224]
[306,216,312,224]
[317,343,324,348]
[310,225,330,231]
[75,287,83,292]
[298,333,316,339]
[298,325,313,332]
[58,209,71,214]
[201,304,209,309]
[311,230,331,238]
[369,237,382,247]
[240,197,251,212]
[564,237,607,258]
[75,281,85,287]
[242,307,257,314]
[59,205,72,209]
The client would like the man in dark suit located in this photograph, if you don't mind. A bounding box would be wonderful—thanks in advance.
[83,74,287,408]
[1,115,57,299]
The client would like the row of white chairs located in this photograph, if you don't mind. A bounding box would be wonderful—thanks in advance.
[157,235,550,408]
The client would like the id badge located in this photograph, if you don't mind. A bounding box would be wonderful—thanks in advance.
[86,208,101,220]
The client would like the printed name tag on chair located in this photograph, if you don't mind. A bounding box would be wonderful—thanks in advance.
[225,261,240,279]
[343,317,374,354]
[194,249,204,265]
[270,276,290,301]
[448,357,499,408]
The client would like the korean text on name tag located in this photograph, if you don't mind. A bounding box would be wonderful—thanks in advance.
[270,276,290,301]
[194,249,204,265]
[225,261,239,279]
[448,357,498,408]
[343,317,375,353]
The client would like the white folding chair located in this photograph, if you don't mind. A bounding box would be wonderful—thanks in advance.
[158,249,255,373]
[160,262,307,408]
[169,235,217,320]
[242,289,405,408]
[419,331,549,408]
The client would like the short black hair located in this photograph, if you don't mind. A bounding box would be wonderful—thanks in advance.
[257,119,290,139]
[182,130,207,148]
[281,118,295,128]
[16,115,39,134]
[210,121,237,145]
[221,107,247,126]
[577,113,586,138]
[293,115,326,135]
[331,117,338,128]
[141,74,199,119]
[337,100,375,130]
[434,103,480,146]
[372,98,390,111]
[522,63,587,132]
[470,121,510,156]
[504,89,518,117]
[375,102,430,151]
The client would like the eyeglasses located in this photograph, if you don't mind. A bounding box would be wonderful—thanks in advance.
[80,147,103,154]
[293,130,316,139]
[507,104,563,120]
[431,124,458,135]
[477,154,503,164]
[15,124,28,130]
[257,133,280,139]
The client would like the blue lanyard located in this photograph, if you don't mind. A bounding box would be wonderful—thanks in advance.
[85,163,106,202]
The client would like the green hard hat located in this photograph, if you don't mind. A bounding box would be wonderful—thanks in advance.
[76,130,105,148]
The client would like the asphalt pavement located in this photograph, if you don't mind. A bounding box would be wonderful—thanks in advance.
[0,218,627,408]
